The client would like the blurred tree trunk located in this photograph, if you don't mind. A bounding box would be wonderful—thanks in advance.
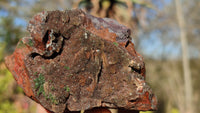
[175,0,193,113]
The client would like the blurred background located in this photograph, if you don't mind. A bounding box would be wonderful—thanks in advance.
[0,0,199,113]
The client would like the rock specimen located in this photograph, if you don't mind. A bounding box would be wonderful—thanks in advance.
[5,9,157,113]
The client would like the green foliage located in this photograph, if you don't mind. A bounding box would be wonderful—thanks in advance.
[49,80,52,83]
[45,93,59,105]
[171,108,179,113]
[0,66,22,113]
[14,85,23,94]
[0,68,14,97]
[113,42,119,46]
[34,72,38,75]
[0,17,24,54]
[34,73,45,96]
[28,39,34,47]
[41,65,45,70]
[0,43,6,62]
[64,85,70,92]
[0,100,17,113]
[51,86,55,91]
[49,93,59,105]
[64,66,70,70]
[33,73,60,104]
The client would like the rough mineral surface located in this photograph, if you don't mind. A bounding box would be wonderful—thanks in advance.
[5,9,157,113]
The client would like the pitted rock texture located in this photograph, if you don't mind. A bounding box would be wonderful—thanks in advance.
[5,9,157,113]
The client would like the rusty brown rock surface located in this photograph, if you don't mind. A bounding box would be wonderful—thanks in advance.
[5,9,157,113]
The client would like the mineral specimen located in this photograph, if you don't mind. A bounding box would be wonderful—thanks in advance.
[5,9,157,113]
